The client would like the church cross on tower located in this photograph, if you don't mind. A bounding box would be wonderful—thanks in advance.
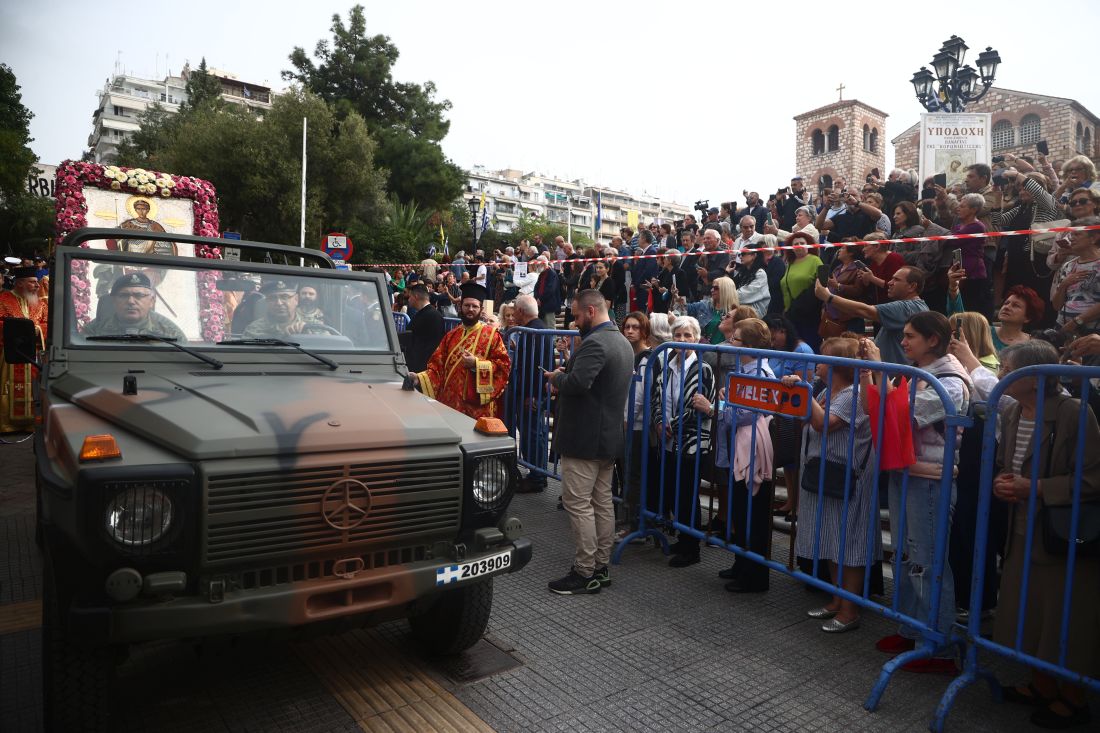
[836,83,845,101]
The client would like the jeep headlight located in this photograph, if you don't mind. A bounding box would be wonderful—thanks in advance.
[471,456,510,510]
[105,486,174,546]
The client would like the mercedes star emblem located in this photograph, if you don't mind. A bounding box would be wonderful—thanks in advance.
[320,478,372,531]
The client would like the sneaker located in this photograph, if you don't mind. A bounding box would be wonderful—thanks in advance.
[593,565,611,588]
[875,634,916,655]
[901,658,959,676]
[548,569,601,595]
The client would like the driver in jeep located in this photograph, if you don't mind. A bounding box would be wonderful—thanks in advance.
[82,272,186,340]
[242,279,337,338]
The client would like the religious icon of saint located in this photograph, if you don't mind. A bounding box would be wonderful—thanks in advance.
[116,197,178,255]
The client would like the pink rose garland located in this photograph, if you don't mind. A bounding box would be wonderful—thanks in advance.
[55,161,226,340]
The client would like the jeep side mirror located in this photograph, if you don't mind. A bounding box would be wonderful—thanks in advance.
[2,318,37,365]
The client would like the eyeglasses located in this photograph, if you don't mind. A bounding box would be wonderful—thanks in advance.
[710,286,720,292]
[1070,198,1092,206]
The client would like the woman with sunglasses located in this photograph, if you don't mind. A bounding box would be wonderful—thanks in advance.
[1047,188,1100,271]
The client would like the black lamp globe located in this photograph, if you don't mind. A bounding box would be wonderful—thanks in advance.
[913,37,999,113]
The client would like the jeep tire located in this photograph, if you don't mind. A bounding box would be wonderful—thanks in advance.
[42,549,113,732]
[408,578,493,655]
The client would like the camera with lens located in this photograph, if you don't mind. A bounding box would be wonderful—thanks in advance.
[694,199,710,214]
[991,155,1005,164]
[1033,328,1073,350]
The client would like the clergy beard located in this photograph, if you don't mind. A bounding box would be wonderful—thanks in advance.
[460,311,481,327]
[20,291,39,309]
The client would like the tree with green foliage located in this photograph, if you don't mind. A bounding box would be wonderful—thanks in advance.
[283,5,465,212]
[510,211,594,250]
[183,58,224,113]
[0,63,54,254]
[114,88,387,251]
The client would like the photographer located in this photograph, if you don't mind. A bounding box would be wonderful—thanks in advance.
[778,177,814,230]
[818,186,877,247]
[874,169,918,216]
[990,169,1061,315]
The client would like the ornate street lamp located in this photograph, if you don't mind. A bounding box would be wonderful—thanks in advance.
[467,196,480,243]
[911,37,1000,113]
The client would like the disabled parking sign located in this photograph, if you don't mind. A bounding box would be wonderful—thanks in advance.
[321,233,353,260]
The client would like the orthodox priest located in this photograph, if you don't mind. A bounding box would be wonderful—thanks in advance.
[408,282,510,419]
[0,267,48,432]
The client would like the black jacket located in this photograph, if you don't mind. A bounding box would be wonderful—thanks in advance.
[401,305,444,372]
[550,323,634,460]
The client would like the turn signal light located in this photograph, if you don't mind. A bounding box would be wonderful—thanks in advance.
[474,417,508,436]
[79,434,121,462]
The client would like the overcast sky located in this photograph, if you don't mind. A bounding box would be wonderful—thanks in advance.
[5,0,1099,208]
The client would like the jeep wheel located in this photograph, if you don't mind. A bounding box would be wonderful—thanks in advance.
[408,578,493,655]
[42,550,113,732]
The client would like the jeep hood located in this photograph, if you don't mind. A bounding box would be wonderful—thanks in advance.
[52,370,463,460]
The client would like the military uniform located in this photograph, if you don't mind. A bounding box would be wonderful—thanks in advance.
[82,311,187,340]
[242,312,333,339]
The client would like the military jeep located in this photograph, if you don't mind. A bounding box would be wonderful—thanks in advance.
[16,229,529,732]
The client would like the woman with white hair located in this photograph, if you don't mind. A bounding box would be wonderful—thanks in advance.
[952,192,993,319]
[649,315,715,568]
[675,276,739,344]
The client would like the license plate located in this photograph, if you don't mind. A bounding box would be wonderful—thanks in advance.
[435,550,512,586]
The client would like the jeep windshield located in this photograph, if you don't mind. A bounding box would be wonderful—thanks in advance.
[64,249,392,354]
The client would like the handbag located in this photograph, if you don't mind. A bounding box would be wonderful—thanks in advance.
[799,419,871,500]
[1037,421,1100,557]
[866,376,917,471]
[817,314,847,340]
[1029,218,1070,256]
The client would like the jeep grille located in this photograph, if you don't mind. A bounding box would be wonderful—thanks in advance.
[205,457,461,565]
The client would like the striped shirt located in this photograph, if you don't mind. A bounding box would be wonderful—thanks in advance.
[1010,418,1036,475]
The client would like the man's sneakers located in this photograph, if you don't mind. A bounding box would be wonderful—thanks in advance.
[593,565,611,588]
[548,569,601,595]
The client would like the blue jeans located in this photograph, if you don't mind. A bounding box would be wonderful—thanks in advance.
[888,474,957,642]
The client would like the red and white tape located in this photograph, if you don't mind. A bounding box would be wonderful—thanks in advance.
[349,223,1098,270]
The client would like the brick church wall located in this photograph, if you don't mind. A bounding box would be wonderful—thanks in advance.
[794,100,887,192]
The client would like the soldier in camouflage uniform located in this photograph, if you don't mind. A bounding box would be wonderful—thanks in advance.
[82,272,186,340]
[242,279,336,338]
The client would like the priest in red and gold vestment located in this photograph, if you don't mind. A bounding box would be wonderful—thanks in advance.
[0,267,48,432]
[410,283,510,419]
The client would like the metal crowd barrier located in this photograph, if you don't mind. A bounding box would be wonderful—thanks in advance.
[612,342,967,720]
[504,327,579,482]
[443,316,462,333]
[392,312,409,333]
[932,363,1100,732]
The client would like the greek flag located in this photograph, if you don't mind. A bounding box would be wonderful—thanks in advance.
[436,565,462,585]
[480,206,490,236]
[595,191,602,233]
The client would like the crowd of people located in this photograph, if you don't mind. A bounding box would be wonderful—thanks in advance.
[393,159,1100,729]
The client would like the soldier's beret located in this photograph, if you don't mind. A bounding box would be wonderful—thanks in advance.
[110,272,153,294]
[260,279,298,295]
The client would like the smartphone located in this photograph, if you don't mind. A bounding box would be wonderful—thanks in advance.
[953,317,962,340]
[951,249,963,269]
[1037,140,1049,156]
[854,260,869,271]
[817,264,831,287]
[933,172,947,188]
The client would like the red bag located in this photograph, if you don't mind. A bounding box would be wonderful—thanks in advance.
[866,376,916,471]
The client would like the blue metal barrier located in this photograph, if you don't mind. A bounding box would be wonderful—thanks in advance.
[504,326,579,482]
[392,312,409,333]
[443,317,462,333]
[932,363,1100,732]
[612,341,970,721]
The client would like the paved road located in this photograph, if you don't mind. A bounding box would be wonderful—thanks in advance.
[0,436,1072,732]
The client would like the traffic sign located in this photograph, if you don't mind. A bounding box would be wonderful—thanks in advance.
[322,233,353,260]
[334,262,350,270]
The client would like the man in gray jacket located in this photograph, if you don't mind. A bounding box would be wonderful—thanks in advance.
[544,289,634,594]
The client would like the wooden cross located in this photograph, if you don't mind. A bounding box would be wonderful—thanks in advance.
[836,83,845,101]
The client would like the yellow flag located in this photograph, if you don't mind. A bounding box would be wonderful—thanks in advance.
[626,209,639,230]
[478,191,486,212]
[439,222,445,244]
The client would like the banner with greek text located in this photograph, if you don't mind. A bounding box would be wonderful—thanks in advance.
[918,112,991,189]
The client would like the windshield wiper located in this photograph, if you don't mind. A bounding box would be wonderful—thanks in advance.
[86,334,224,370]
[217,338,339,370]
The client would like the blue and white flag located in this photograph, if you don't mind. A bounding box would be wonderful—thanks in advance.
[595,191,602,233]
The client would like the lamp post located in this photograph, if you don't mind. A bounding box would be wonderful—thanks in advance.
[467,197,479,246]
[910,35,1001,113]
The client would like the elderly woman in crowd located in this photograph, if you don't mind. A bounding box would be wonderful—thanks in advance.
[618,311,655,540]
[780,230,826,349]
[678,275,739,344]
[775,205,821,243]
[1048,187,1100,271]
[822,240,870,337]
[650,316,715,568]
[951,192,993,319]
[991,169,1061,312]
[991,340,1100,729]
[649,311,673,345]
[1051,216,1100,336]
[727,241,771,317]
[785,335,879,631]
[948,262,1043,355]
[860,311,971,673]
[1056,154,1100,200]
[704,318,775,593]
[496,302,516,334]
